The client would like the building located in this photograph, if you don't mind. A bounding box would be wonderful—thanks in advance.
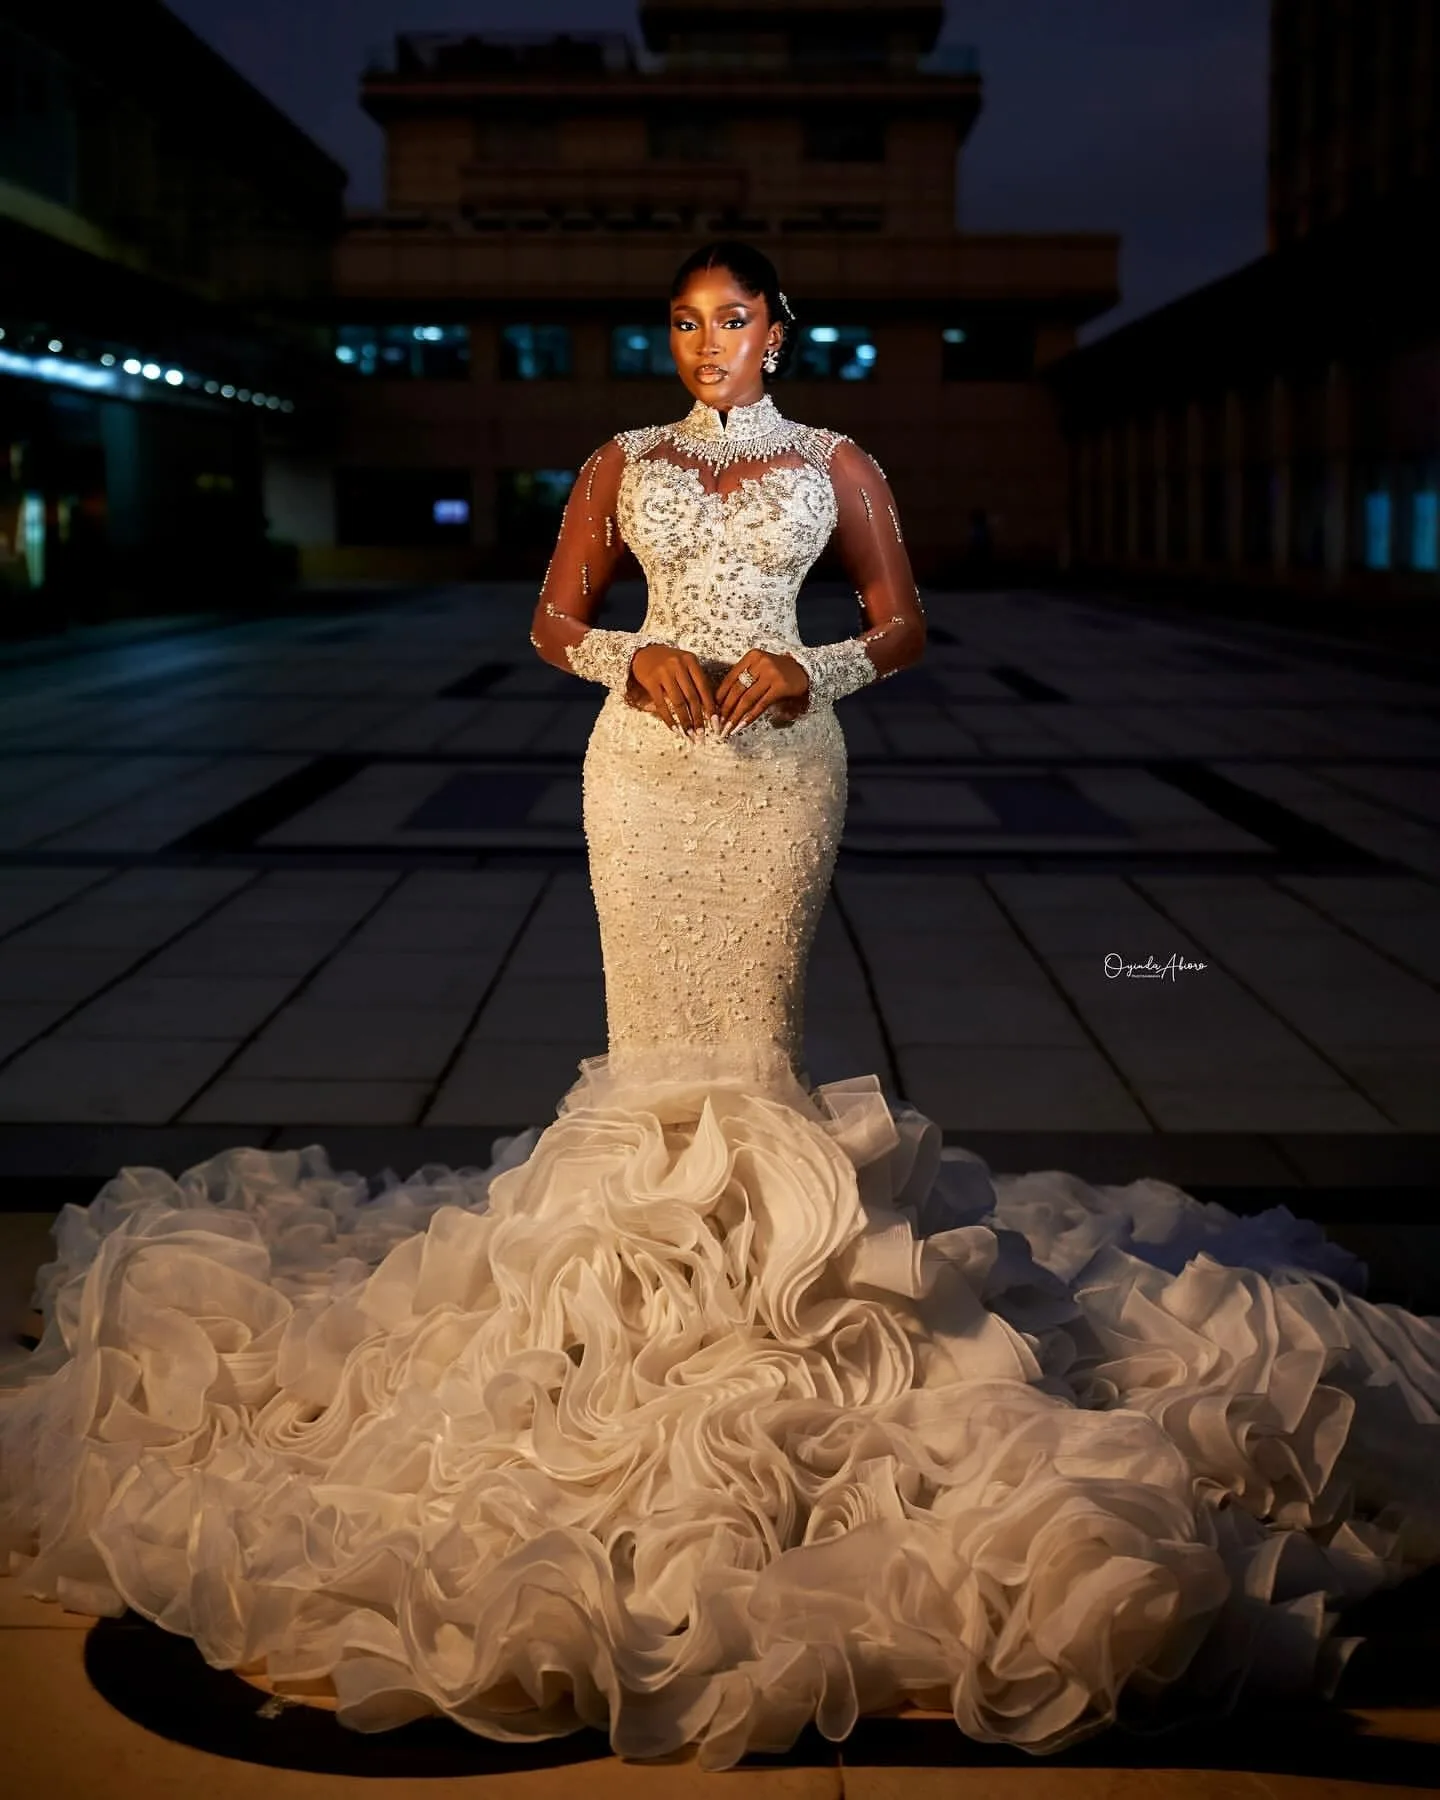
[1048,0,1440,604]
[0,1,346,624]
[315,0,1120,582]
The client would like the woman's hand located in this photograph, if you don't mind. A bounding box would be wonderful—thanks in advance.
[628,644,718,735]
[715,650,810,739]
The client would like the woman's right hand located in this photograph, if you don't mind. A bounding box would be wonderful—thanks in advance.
[627,644,718,734]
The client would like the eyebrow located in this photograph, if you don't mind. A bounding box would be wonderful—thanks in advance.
[671,300,750,312]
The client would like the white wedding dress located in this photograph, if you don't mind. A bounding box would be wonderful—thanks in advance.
[2,394,1438,1772]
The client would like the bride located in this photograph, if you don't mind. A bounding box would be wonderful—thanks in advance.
[2,240,1438,1774]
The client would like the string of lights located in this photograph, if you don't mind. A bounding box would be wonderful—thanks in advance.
[0,324,297,412]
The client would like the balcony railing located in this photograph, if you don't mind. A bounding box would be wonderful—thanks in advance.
[365,30,981,82]
[368,31,646,77]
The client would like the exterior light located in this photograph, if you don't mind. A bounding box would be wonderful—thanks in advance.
[47,339,63,352]
[100,353,116,367]
[164,369,184,386]
[123,358,142,374]
[141,362,161,380]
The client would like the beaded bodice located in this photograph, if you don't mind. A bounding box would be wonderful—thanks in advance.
[614,407,844,671]
[530,392,926,709]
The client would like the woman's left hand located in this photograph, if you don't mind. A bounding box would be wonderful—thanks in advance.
[714,650,810,738]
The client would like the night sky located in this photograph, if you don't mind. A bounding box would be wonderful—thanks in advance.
[168,0,1271,342]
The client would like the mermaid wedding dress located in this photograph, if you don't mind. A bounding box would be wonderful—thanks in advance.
[2,394,1438,1772]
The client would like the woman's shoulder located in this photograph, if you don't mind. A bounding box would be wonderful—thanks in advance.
[610,421,673,463]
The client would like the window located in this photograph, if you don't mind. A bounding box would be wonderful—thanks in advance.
[335,324,469,379]
[646,114,729,161]
[1164,468,1189,564]
[1201,467,1227,564]
[941,322,1035,381]
[474,117,556,163]
[1241,464,1273,565]
[1363,489,1392,570]
[611,324,673,378]
[1288,455,1326,570]
[336,469,472,546]
[500,325,573,380]
[792,325,876,381]
[497,469,574,547]
[802,117,886,161]
[1411,489,1438,572]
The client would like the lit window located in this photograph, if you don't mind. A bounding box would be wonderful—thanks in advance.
[611,325,673,378]
[793,326,876,381]
[500,325,574,380]
[941,320,1035,380]
[336,470,473,545]
[1410,491,1437,572]
[1364,490,1392,569]
[335,324,470,379]
[497,469,575,546]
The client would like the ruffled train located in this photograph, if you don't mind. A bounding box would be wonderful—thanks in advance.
[2,1049,1438,1770]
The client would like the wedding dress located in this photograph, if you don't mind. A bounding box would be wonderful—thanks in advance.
[2,393,1438,1773]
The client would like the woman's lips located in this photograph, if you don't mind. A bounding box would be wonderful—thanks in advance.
[695,366,726,381]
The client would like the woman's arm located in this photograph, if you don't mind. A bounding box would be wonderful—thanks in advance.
[789,437,928,706]
[528,439,657,693]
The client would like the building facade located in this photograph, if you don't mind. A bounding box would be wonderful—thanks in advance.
[1049,0,1439,603]
[0,0,345,624]
[316,0,1120,582]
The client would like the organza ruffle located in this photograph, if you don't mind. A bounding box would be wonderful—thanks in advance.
[2,1057,1437,1769]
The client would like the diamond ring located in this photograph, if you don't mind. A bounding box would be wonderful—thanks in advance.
[737,670,756,689]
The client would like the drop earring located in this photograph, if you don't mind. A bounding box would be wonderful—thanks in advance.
[762,345,779,374]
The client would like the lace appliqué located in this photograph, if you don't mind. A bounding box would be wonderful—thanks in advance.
[564,626,660,691]
[790,638,880,705]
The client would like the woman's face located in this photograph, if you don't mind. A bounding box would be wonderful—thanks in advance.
[669,266,782,411]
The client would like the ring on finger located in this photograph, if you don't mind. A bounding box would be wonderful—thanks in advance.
[737,668,757,690]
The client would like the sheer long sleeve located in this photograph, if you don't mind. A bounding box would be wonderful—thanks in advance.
[790,438,927,706]
[529,439,659,693]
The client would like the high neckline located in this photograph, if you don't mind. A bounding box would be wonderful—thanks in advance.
[676,392,783,444]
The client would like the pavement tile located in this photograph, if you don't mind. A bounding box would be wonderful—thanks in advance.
[427,1042,595,1126]
[0,1037,239,1123]
[225,1005,474,1081]
[51,974,301,1040]
[895,1045,1152,1131]
[181,1079,431,1126]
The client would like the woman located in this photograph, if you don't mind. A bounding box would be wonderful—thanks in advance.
[528,239,924,1096]
[1,242,1437,1775]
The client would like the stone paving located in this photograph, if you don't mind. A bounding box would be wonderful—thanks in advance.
[3,584,1440,1798]
[1,584,1438,1207]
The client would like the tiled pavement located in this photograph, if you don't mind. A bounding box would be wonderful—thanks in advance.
[3,583,1440,1797]
[1,583,1437,1186]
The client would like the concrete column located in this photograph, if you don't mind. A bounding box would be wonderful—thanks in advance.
[1155,409,1170,565]
[1124,416,1140,562]
[1076,433,1095,560]
[1187,399,1204,569]
[1271,373,1291,576]
[1323,358,1351,586]
[1224,386,1244,567]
